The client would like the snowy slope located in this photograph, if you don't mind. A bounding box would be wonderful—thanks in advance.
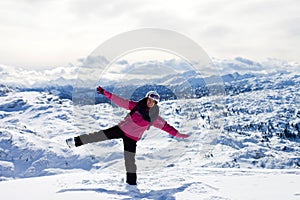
[0,90,98,180]
[0,57,300,199]
[0,168,299,200]
[1,71,300,180]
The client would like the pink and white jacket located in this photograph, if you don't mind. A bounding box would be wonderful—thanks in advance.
[103,89,181,141]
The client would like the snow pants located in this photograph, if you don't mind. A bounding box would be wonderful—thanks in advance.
[75,125,137,185]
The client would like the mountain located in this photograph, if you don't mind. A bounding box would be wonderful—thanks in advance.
[0,57,299,190]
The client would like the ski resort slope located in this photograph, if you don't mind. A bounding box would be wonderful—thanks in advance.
[0,168,299,200]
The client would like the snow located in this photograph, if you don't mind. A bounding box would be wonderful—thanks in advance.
[0,57,300,199]
[0,168,299,200]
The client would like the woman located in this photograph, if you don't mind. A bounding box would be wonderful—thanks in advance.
[66,86,189,185]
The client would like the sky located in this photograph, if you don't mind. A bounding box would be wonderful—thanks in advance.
[0,0,299,69]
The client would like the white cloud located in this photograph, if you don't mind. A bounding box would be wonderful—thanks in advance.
[0,0,299,68]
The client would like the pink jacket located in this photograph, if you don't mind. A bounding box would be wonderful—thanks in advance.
[103,89,180,141]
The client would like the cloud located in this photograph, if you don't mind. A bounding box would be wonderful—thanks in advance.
[213,57,300,75]
[200,24,233,38]
[283,17,300,37]
[134,10,196,32]
[67,0,144,20]
[1,0,300,68]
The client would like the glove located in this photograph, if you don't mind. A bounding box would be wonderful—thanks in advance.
[97,86,104,95]
[175,133,190,139]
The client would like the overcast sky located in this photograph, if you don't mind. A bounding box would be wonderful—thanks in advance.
[0,0,299,68]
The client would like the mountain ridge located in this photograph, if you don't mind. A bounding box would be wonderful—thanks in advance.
[0,58,299,181]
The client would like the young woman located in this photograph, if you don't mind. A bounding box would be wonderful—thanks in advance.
[66,86,189,185]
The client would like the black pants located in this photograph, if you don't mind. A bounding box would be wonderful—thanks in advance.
[75,125,137,185]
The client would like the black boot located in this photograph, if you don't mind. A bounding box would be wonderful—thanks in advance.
[74,136,83,147]
[126,172,137,185]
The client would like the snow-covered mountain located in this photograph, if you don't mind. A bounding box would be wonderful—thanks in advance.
[0,57,300,199]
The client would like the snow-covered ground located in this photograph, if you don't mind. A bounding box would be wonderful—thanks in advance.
[0,168,300,200]
[1,57,300,199]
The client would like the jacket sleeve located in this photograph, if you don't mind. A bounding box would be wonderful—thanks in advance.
[152,116,179,137]
[103,89,136,110]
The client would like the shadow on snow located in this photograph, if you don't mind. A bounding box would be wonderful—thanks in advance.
[57,182,196,200]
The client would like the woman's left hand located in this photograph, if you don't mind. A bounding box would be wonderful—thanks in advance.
[97,86,104,94]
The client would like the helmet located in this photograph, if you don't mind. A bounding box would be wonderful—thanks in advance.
[145,91,160,103]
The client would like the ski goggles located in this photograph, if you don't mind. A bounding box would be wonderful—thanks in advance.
[148,93,160,102]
